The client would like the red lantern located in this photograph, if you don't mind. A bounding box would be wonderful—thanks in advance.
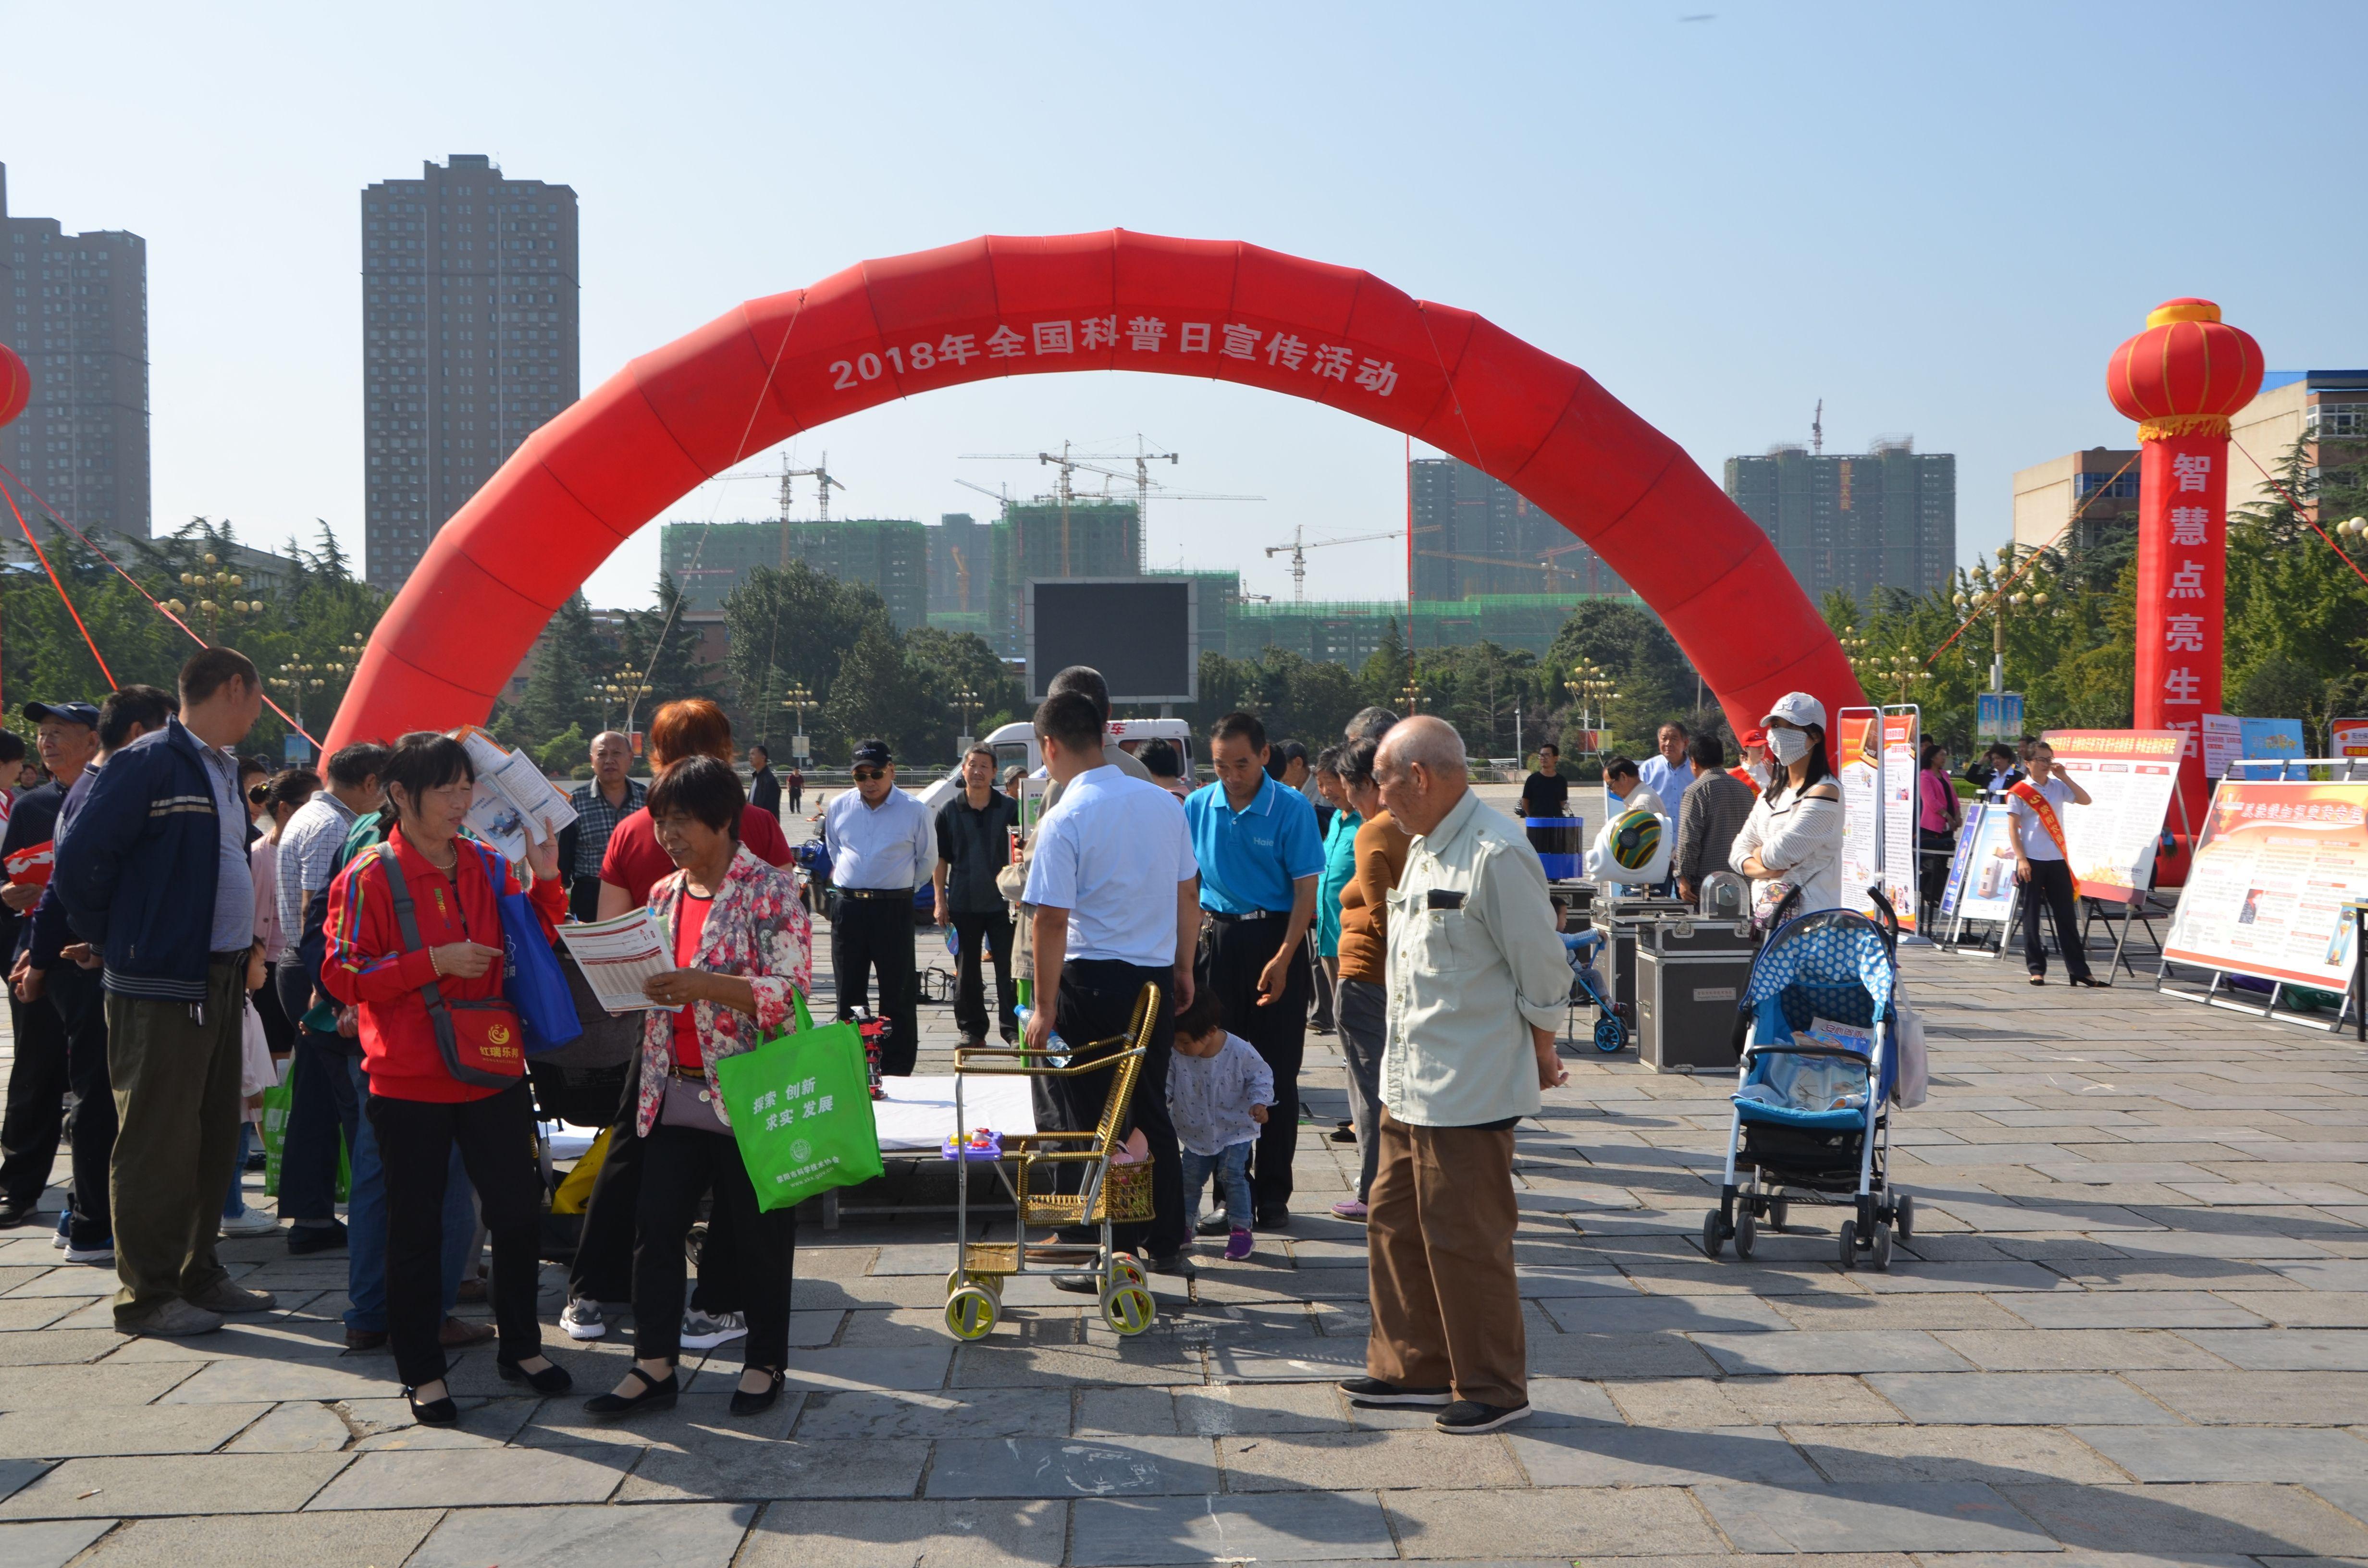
[0,343,29,431]
[2106,298,2263,439]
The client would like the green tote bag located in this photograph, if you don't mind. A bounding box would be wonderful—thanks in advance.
[714,992,884,1213]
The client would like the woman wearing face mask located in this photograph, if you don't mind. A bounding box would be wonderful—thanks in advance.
[1727,694,1844,924]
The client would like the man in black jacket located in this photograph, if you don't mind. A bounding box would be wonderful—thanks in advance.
[56,649,271,1337]
[933,746,1019,1046]
[748,743,781,821]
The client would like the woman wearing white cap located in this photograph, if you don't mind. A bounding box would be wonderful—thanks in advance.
[1727,693,1843,923]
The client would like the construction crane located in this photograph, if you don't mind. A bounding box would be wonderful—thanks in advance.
[1266,526,1404,603]
[779,451,846,523]
[1812,399,1824,456]
[961,443,1259,576]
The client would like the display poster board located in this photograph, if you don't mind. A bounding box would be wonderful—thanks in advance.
[1881,712,1919,932]
[1949,802,2022,924]
[2162,780,2368,992]
[2242,717,2308,766]
[1977,691,2024,741]
[1836,710,1882,919]
[2331,719,2368,760]
[2202,713,2244,779]
[2042,729,2183,903]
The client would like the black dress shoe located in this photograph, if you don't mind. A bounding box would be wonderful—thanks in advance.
[497,1355,574,1395]
[0,1203,41,1230]
[405,1386,459,1426]
[1141,1250,1197,1278]
[730,1367,786,1417]
[584,1365,678,1417]
[288,1219,348,1255]
[1253,1207,1291,1232]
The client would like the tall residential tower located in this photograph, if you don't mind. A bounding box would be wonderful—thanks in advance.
[0,164,151,538]
[362,155,578,590]
[1723,438,1955,605]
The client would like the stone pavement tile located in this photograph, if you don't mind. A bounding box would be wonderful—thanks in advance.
[1,1268,133,1298]
[1604,1375,1896,1428]
[1174,1381,1354,1435]
[223,1401,356,1453]
[1383,1484,1727,1558]
[925,1435,1216,1500]
[1932,1329,2232,1372]
[153,1355,395,1405]
[0,1458,43,1502]
[1622,1263,1845,1296]
[2000,1291,2268,1330]
[1511,1265,1643,1298]
[1507,1423,1820,1488]
[407,1502,757,1568]
[0,1402,268,1459]
[1538,1292,1792,1335]
[513,1391,800,1451]
[306,1446,624,1509]
[2000,1482,2368,1556]
[2127,1370,2368,1425]
[793,1386,1068,1440]
[1070,1491,1394,1564]
[2175,1328,2368,1370]
[771,1343,954,1392]
[2277,1259,2368,1291]
[0,1297,84,1331]
[341,1394,540,1449]
[1205,1337,1362,1384]
[0,1519,110,1568]
[2309,1479,2368,1526]
[1693,1330,1972,1375]
[1850,1262,2081,1294]
[1075,1385,1184,1436]
[2103,1229,2337,1259]
[1864,1372,2176,1425]
[961,1341,1205,1388]
[1769,1292,2028,1332]
[1224,1428,1527,1491]
[98,1315,356,1362]
[629,1440,933,1516]
[871,1242,960,1275]
[0,1329,118,1367]
[1693,1480,2054,1552]
[2215,1290,2368,1327]
[74,1509,438,1568]
[2049,1257,2299,1291]
[735,1496,1066,1567]
[0,1362,195,1407]
[2070,1424,2368,1482]
[1925,1198,2162,1232]
[0,1452,349,1519]
[1528,1332,1724,1379]
[1787,1422,2126,1484]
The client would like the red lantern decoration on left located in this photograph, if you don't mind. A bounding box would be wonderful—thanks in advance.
[0,343,29,431]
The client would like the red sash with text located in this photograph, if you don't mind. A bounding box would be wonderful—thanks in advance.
[2008,779,2071,860]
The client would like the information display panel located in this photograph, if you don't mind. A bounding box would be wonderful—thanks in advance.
[2162,781,2368,992]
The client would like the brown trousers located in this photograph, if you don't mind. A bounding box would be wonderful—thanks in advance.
[1365,1110,1525,1407]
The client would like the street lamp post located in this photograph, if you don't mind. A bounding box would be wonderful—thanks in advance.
[781,683,814,767]
[951,686,981,753]
[1400,676,1423,716]
[164,553,266,644]
[1562,660,1617,751]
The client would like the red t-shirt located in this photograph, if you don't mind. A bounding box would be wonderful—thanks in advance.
[600,805,791,906]
[668,889,713,1072]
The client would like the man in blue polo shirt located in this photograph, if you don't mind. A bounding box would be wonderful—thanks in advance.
[1184,711,1323,1229]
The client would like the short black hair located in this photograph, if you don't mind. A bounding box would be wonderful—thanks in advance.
[963,744,997,768]
[178,647,259,708]
[380,731,473,818]
[648,754,745,840]
[1344,707,1398,743]
[1688,733,1725,771]
[1047,665,1111,723]
[1137,739,1181,778]
[239,754,271,779]
[1034,690,1103,756]
[1340,736,1379,787]
[0,732,23,764]
[1211,711,1267,752]
[326,741,390,789]
[1174,983,1225,1042]
[265,768,322,815]
[1604,755,1640,783]
[1539,742,1559,756]
[1985,743,2016,763]
[98,684,176,750]
[748,742,769,761]
[1266,738,1308,782]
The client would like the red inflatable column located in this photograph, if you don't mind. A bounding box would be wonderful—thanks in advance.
[2107,298,2264,869]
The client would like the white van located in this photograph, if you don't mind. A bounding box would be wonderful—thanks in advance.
[912,717,1198,815]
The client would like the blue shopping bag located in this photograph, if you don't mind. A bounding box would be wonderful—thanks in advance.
[486,849,581,1054]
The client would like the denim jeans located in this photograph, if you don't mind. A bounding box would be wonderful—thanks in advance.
[222,1123,253,1220]
[343,1056,475,1333]
[281,1032,361,1225]
[1178,1141,1254,1234]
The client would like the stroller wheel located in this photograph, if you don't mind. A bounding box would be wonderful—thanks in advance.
[1893,1193,1914,1241]
[1837,1218,1858,1270]
[1767,1197,1789,1232]
[1701,1210,1725,1259]
[1734,1207,1756,1260]
[1592,1016,1628,1054]
[945,1285,999,1341]
[1869,1223,1893,1272]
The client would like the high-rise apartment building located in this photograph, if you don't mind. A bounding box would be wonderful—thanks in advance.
[362,155,579,591]
[661,517,930,631]
[0,164,151,537]
[1408,457,1626,601]
[1723,439,1955,605]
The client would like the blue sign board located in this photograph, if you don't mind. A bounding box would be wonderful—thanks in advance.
[2239,716,2306,761]
[1976,691,2024,741]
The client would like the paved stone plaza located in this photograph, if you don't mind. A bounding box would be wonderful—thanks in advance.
[0,817,2363,1564]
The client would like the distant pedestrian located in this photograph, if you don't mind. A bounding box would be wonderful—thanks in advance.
[1636,722,1695,803]
[1518,743,1571,820]
[747,743,781,821]
[784,763,804,815]
[1730,693,1843,922]
[557,731,645,922]
[1674,733,1754,904]
[822,739,935,1076]
[2008,740,2100,988]
[933,745,1020,1046]
[1330,735,1403,1221]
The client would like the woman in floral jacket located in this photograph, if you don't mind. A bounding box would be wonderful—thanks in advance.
[584,757,812,1421]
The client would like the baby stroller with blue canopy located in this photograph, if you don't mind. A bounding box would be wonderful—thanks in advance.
[1560,930,1628,1054]
[1702,904,1912,1270]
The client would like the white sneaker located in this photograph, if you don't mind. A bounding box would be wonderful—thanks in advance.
[64,1241,114,1265]
[220,1211,279,1237]
[681,1309,747,1351]
[559,1297,609,1341]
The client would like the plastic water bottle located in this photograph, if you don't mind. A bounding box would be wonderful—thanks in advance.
[1012,1005,1069,1067]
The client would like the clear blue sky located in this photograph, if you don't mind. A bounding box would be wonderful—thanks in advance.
[6,1,2360,610]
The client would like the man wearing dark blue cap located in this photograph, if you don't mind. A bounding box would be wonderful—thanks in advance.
[821,738,935,1076]
[0,700,100,1228]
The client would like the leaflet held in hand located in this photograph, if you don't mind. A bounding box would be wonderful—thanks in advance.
[556,907,681,1014]
[448,726,578,863]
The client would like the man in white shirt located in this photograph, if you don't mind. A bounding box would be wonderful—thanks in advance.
[1602,757,1665,821]
[822,738,937,1074]
[2006,741,2098,987]
[1635,723,1695,804]
[1023,691,1200,1275]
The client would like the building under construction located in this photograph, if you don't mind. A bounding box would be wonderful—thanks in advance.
[1410,458,1628,600]
[661,517,929,631]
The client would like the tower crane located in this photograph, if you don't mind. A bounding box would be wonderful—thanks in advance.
[1267,526,1404,602]
[960,443,1259,576]
[778,451,846,523]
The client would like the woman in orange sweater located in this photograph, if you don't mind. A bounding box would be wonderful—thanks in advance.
[1331,735,1410,1220]
[323,732,571,1425]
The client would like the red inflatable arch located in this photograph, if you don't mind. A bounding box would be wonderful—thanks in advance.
[326,230,1861,751]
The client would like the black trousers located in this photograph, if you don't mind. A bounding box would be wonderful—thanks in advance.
[2019,858,2091,982]
[49,965,115,1248]
[567,1057,739,1313]
[950,907,1016,1041]
[631,1122,796,1368]
[1043,958,1187,1259]
[366,1080,545,1388]
[1307,931,1335,1032]
[567,874,604,924]
[0,987,70,1212]
[1206,915,1310,1212]
[833,894,917,1076]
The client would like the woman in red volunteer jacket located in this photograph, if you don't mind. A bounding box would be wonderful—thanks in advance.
[323,732,571,1425]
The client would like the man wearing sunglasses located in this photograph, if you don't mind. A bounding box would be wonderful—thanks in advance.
[821,740,936,1076]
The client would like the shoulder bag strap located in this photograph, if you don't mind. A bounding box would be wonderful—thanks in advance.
[377,843,465,1074]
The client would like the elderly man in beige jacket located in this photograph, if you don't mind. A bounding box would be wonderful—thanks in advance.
[1338,716,1570,1435]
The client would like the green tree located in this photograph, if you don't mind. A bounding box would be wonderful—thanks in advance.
[517,593,605,747]
[615,573,721,722]
[825,623,944,762]
[2224,436,2368,748]
[721,562,896,751]
[1543,600,1695,756]
[904,626,1027,738]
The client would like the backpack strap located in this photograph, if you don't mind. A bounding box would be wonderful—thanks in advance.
[376,842,468,1081]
